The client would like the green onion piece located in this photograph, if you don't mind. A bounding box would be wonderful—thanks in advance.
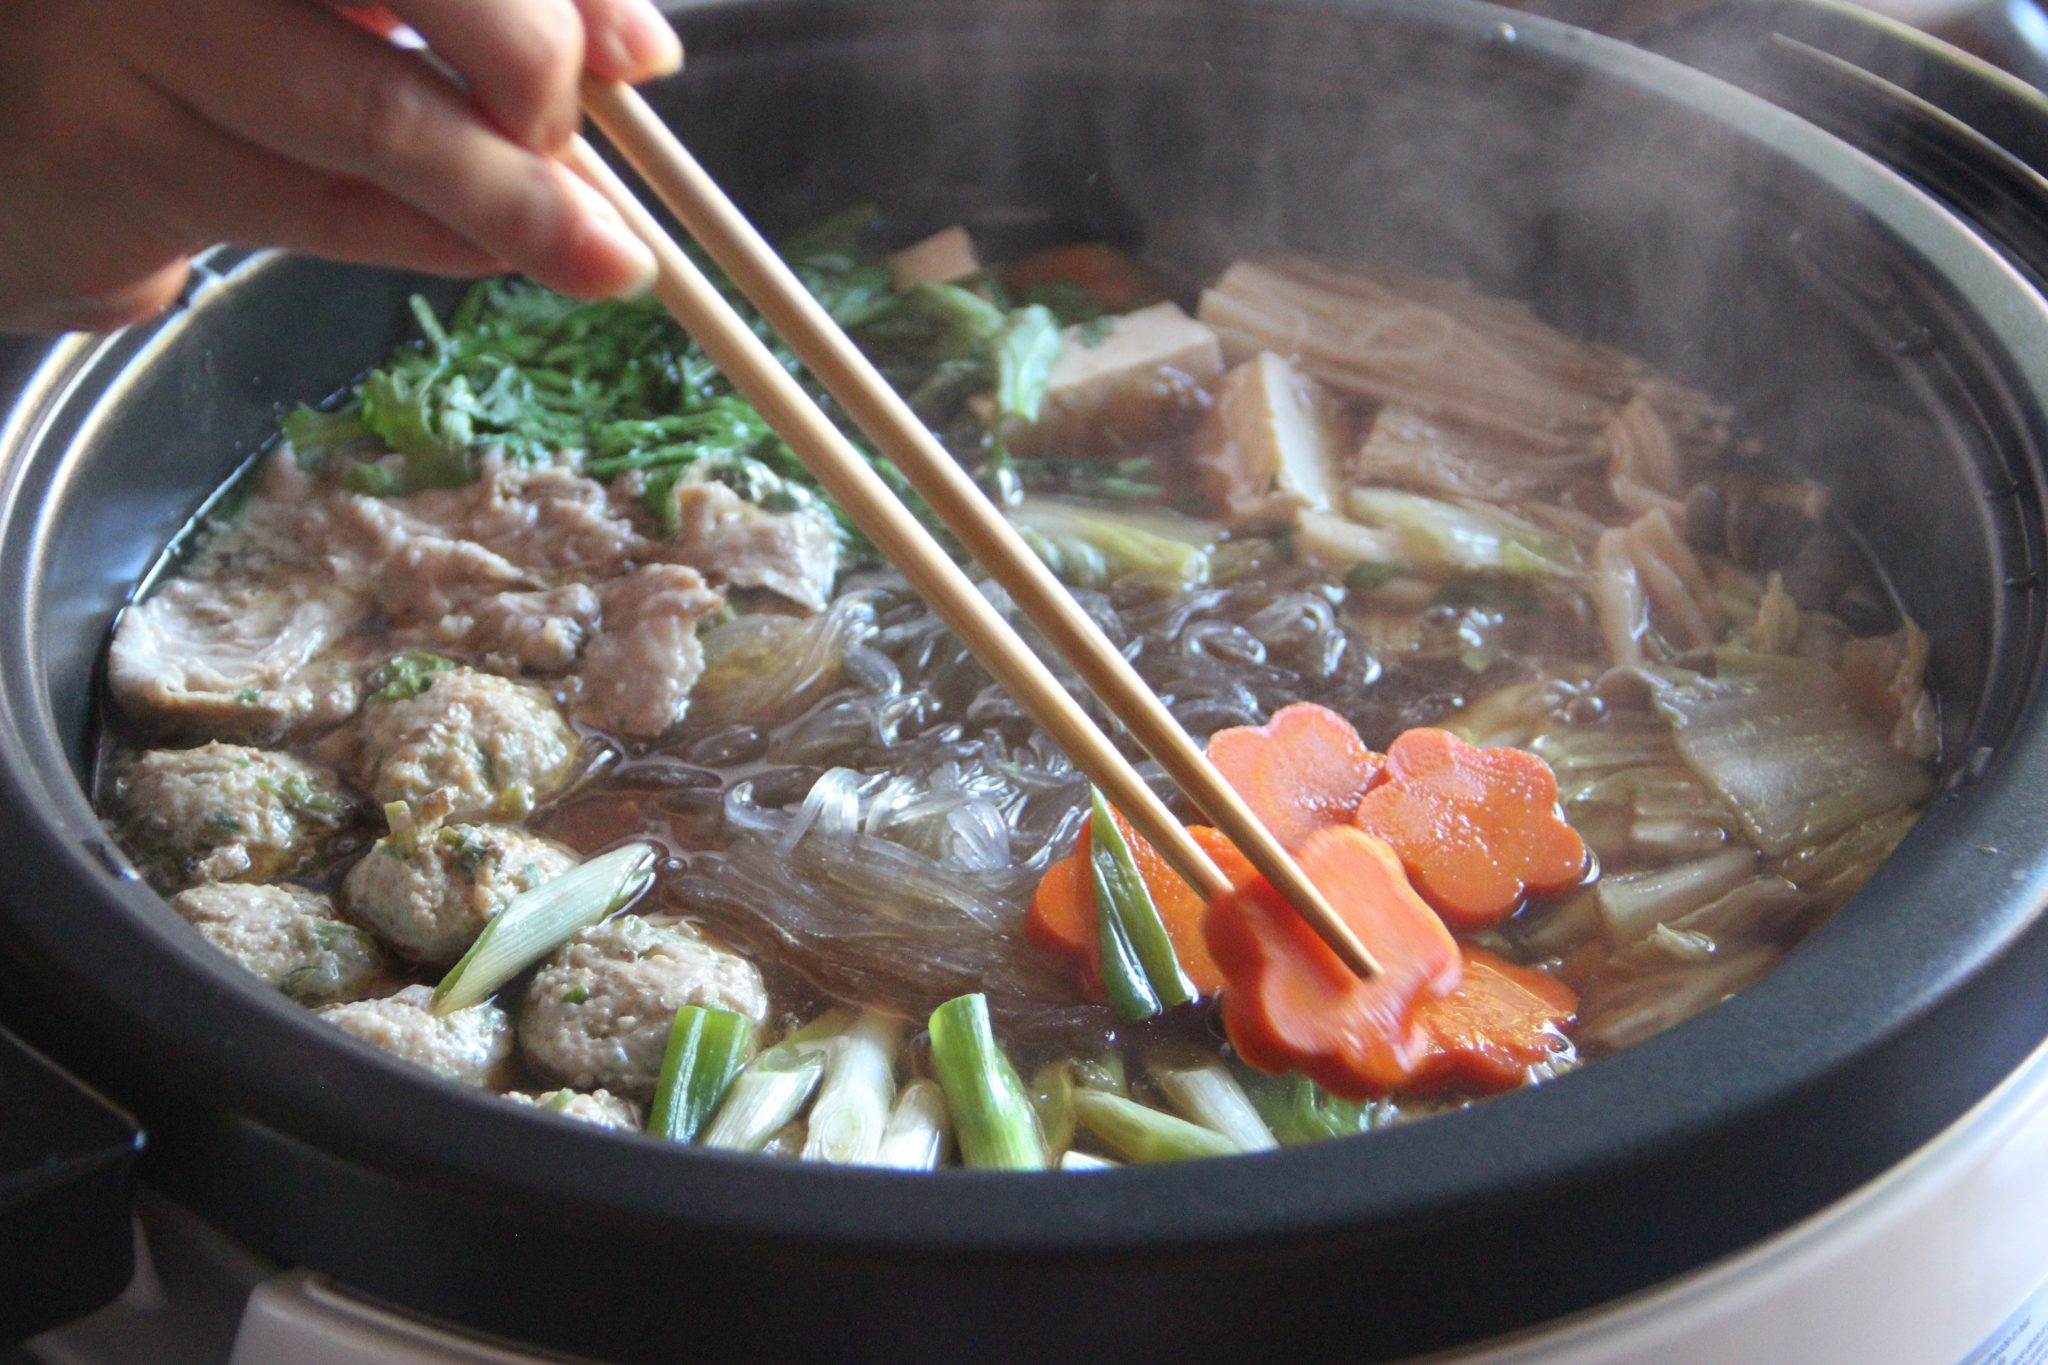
[928,994,1047,1170]
[995,304,1062,425]
[1072,1053,1128,1097]
[1071,1090,1240,1164]
[1059,1150,1121,1172]
[873,1077,953,1171]
[802,1010,904,1165]
[1028,1060,1077,1159]
[432,843,655,1014]
[646,1006,757,1144]
[1089,789,1195,1020]
[1150,1049,1279,1153]
[700,1038,829,1153]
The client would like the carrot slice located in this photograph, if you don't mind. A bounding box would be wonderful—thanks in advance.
[1408,947,1578,1094]
[1205,827,1462,1099]
[1351,728,1587,931]
[1026,814,1247,999]
[1001,244,1154,313]
[1207,703,1386,854]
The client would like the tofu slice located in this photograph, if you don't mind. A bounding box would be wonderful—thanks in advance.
[1030,302,1224,450]
[1191,352,1345,530]
[887,226,982,290]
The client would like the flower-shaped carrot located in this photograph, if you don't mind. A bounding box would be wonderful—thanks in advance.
[1205,826,1462,1099]
[1026,812,1247,1000]
[1207,702,1386,854]
[1408,947,1578,1094]
[1351,728,1587,930]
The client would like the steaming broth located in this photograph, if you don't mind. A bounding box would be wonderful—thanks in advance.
[94,221,1935,1165]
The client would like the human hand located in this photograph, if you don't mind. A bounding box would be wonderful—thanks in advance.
[0,0,680,334]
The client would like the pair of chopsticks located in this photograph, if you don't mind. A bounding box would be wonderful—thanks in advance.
[566,79,1380,983]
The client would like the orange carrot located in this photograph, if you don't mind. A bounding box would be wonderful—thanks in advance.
[1205,827,1462,1099]
[1351,728,1587,930]
[1207,703,1385,854]
[1408,948,1578,1094]
[1001,243,1154,313]
[1026,814,1247,999]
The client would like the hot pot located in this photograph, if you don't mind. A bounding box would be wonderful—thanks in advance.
[5,0,2048,1359]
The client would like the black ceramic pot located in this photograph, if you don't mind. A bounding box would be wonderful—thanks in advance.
[4,2,2048,1359]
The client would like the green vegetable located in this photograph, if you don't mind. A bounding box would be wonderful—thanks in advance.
[874,1078,953,1171]
[801,1009,904,1165]
[994,304,1061,426]
[700,1035,830,1152]
[927,993,1047,1170]
[1345,487,1578,579]
[433,843,656,1013]
[1344,561,1410,593]
[1029,1060,1078,1157]
[1016,280,1103,330]
[1643,654,1935,857]
[1089,788,1194,1021]
[282,405,370,465]
[1149,1050,1277,1152]
[647,1005,757,1144]
[1008,496,1218,589]
[1236,1068,1400,1145]
[365,652,457,703]
[1070,1090,1238,1163]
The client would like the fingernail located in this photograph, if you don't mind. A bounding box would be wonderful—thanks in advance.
[594,216,660,299]
[621,3,684,77]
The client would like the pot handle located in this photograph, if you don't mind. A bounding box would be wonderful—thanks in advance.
[1643,0,2048,283]
[0,1023,143,1343]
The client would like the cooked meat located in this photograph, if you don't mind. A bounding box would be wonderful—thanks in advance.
[397,583,602,676]
[108,570,367,742]
[504,1088,642,1130]
[168,882,391,1005]
[114,743,360,890]
[344,822,578,964]
[666,481,839,613]
[572,565,723,740]
[347,667,578,821]
[317,984,514,1086]
[519,915,768,1097]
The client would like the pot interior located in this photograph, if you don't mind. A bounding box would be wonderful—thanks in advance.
[5,2,2048,1359]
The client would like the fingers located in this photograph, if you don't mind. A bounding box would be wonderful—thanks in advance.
[0,260,194,336]
[569,0,684,82]
[378,0,585,151]
[131,0,656,299]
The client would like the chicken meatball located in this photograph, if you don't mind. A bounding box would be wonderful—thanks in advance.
[114,742,359,890]
[348,666,577,821]
[519,915,768,1097]
[504,1088,642,1130]
[317,984,514,1087]
[344,822,578,965]
[169,882,391,1005]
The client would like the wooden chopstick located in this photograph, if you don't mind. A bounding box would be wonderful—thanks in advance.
[564,110,1382,984]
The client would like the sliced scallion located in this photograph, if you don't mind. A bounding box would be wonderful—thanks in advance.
[700,1037,829,1152]
[1071,1089,1239,1164]
[646,1006,757,1144]
[1059,1150,1121,1172]
[802,1010,904,1165]
[433,843,656,1014]
[1089,789,1194,1021]
[928,993,1046,1170]
[1150,1049,1279,1153]
[873,1077,952,1172]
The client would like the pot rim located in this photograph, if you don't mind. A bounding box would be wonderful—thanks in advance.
[3,0,2048,1280]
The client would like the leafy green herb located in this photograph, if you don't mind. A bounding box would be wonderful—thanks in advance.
[366,652,457,703]
[1345,562,1409,593]
[1017,280,1101,330]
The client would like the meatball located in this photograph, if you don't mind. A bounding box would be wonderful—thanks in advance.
[519,915,768,1098]
[169,882,391,1005]
[317,984,513,1087]
[344,822,578,965]
[504,1088,642,1131]
[349,667,577,821]
[114,742,359,890]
